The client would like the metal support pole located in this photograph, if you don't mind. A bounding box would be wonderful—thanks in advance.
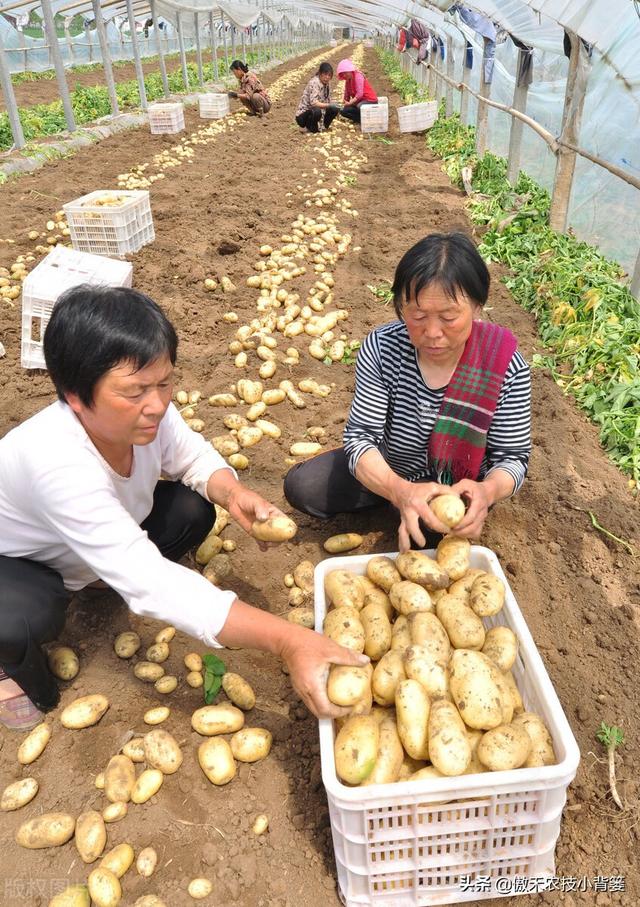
[249,20,254,68]
[41,0,76,132]
[550,32,590,232]
[63,20,74,63]
[84,23,93,64]
[231,24,236,59]
[0,26,26,149]
[208,11,219,81]
[631,249,640,299]
[176,11,189,91]
[126,0,147,109]
[194,13,203,86]
[221,14,229,72]
[92,0,119,116]
[241,25,246,61]
[150,0,169,97]
[475,40,492,156]
[506,47,531,185]
[445,36,454,118]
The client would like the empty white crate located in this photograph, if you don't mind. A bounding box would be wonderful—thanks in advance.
[148,101,185,134]
[21,245,133,369]
[397,100,438,133]
[63,190,155,257]
[361,103,389,134]
[198,93,230,119]
[315,548,580,907]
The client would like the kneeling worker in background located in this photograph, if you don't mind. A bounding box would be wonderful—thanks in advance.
[229,60,271,116]
[295,61,340,134]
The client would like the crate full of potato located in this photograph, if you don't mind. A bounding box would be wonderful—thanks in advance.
[315,545,580,906]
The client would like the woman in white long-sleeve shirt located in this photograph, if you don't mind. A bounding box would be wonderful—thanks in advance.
[0,286,364,729]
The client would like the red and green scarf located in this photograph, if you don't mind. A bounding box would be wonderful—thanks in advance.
[428,320,518,484]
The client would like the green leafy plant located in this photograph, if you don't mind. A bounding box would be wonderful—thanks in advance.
[596,722,625,809]
[324,340,361,365]
[367,281,393,305]
[202,653,226,705]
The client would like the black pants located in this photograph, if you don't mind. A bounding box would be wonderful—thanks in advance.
[340,101,375,125]
[283,447,442,549]
[295,105,340,133]
[0,481,215,712]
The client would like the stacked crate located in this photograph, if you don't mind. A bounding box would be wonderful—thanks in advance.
[63,190,154,258]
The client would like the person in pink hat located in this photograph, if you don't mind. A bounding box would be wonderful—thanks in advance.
[336,58,378,124]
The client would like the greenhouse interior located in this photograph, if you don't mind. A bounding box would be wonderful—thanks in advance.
[0,1,639,906]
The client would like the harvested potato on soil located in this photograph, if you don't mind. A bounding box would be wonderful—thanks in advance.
[114,631,141,658]
[184,652,203,672]
[60,694,109,729]
[1,777,39,811]
[252,814,269,835]
[251,515,298,542]
[133,662,165,683]
[87,867,121,907]
[230,727,273,762]
[430,493,466,528]
[47,645,79,680]
[293,560,314,593]
[222,672,256,710]
[16,813,75,849]
[102,802,128,823]
[18,721,51,765]
[100,842,135,879]
[323,532,362,553]
[136,846,158,877]
[187,670,204,687]
[198,737,237,785]
[188,878,213,899]
[287,607,315,627]
[192,703,245,736]
[144,728,183,774]
[155,674,178,694]
[104,754,136,803]
[75,810,107,863]
[131,769,164,804]
[145,642,170,664]
[49,884,91,907]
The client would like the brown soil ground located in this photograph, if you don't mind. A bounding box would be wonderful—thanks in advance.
[1,46,639,907]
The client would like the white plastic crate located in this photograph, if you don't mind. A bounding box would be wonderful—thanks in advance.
[198,92,230,119]
[148,101,185,134]
[315,547,580,907]
[377,96,389,108]
[63,190,154,257]
[330,39,338,47]
[20,246,133,369]
[397,100,438,133]
[361,104,389,135]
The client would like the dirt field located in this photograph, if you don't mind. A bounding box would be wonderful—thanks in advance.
[0,45,639,907]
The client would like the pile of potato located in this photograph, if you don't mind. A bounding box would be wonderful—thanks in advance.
[323,536,556,786]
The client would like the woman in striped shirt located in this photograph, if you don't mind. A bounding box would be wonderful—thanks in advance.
[284,232,531,550]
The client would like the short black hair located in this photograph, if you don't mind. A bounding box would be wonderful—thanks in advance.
[44,285,178,407]
[391,232,490,318]
[230,60,248,73]
[318,62,333,76]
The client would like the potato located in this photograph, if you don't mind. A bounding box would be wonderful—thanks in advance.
[187,670,204,687]
[208,393,237,407]
[238,426,263,447]
[75,810,107,863]
[288,587,307,607]
[347,663,374,716]
[436,593,485,650]
[155,626,175,644]
[470,574,505,617]
[134,898,167,907]
[395,679,430,761]
[198,738,237,785]
[95,772,105,789]
[222,673,256,710]
[323,607,365,652]
[18,722,51,765]
[136,846,158,877]
[60,694,110,729]
[237,378,263,404]
[255,418,280,438]
[493,664,514,725]
[323,533,362,553]
[230,727,273,762]
[407,612,451,661]
[390,614,411,652]
[430,493,466,528]
[477,723,531,772]
[87,867,121,907]
[501,670,524,714]
[16,813,75,849]
[122,738,145,762]
[404,644,450,700]
[360,602,392,660]
[102,802,128,823]
[228,453,249,470]
[389,580,433,615]
[287,607,315,628]
[328,665,371,706]
[144,728,183,774]
[408,765,444,782]
[362,587,393,621]
[252,814,269,835]
[1,777,39,811]
[246,402,267,422]
[188,878,213,899]
[100,843,135,879]
[203,553,232,585]
[49,884,91,907]
[396,551,449,590]
[262,388,286,405]
[131,769,164,804]
[436,536,470,581]
[293,560,314,593]
[251,515,298,542]
[184,652,203,672]
[366,556,401,592]
[133,662,165,682]
[155,675,178,694]
[195,533,223,565]
[104,754,136,803]
[144,706,170,725]
[397,755,428,781]
[372,650,406,706]
[191,703,245,736]
[324,570,365,609]
[114,631,141,658]
[334,715,379,784]
[448,650,506,730]
[448,568,486,600]
[482,626,518,672]
[47,646,80,680]
[511,712,556,767]
[362,717,404,786]
[428,699,471,776]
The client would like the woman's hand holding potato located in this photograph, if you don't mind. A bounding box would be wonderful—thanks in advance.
[388,476,454,551]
